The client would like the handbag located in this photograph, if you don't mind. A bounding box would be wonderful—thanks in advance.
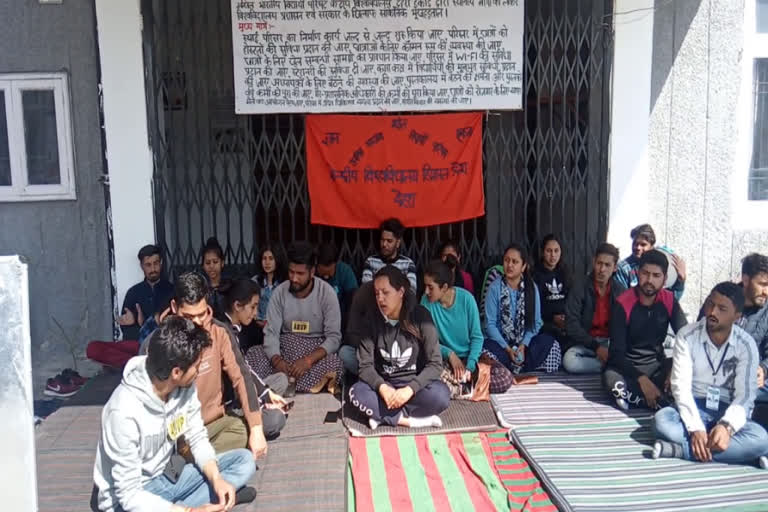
[470,361,491,402]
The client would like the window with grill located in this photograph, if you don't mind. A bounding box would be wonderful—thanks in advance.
[0,73,76,201]
[758,0,768,33]
[750,58,768,201]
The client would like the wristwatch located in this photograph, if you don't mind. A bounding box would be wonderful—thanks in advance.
[717,420,735,436]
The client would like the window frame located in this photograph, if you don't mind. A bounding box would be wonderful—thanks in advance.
[748,0,768,202]
[0,72,76,202]
[749,57,768,200]
[733,2,768,227]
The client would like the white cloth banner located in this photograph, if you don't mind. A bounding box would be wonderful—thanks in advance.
[231,0,524,113]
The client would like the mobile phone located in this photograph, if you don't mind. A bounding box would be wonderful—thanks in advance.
[283,400,295,412]
[162,454,186,483]
[323,410,339,423]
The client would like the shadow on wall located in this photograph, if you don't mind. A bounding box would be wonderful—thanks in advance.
[650,0,703,111]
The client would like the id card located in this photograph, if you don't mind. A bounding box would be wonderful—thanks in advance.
[291,320,310,333]
[167,414,188,441]
[706,386,720,411]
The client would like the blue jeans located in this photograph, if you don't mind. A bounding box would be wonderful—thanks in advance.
[563,338,610,374]
[143,449,255,507]
[653,400,768,465]
[338,345,358,375]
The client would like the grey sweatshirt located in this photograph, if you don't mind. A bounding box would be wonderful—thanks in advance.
[93,356,216,512]
[263,277,342,359]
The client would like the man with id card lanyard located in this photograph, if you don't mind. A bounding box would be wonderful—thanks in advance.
[652,282,768,467]
[695,253,768,405]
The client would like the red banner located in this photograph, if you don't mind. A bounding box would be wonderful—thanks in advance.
[305,113,484,229]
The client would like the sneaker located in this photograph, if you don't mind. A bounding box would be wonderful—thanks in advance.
[235,486,257,504]
[62,368,87,387]
[651,441,663,459]
[44,376,80,397]
[652,440,683,459]
[615,397,629,411]
[759,456,768,470]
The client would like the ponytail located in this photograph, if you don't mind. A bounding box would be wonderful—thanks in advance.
[423,257,456,288]
[220,278,261,314]
[202,237,224,261]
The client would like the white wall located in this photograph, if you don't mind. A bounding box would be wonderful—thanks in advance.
[95,0,155,319]
[0,257,37,511]
[611,0,768,315]
[608,0,655,259]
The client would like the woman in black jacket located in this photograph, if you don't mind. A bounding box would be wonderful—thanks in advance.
[533,234,572,347]
[348,265,450,430]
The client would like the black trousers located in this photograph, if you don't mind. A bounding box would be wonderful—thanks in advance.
[603,360,670,409]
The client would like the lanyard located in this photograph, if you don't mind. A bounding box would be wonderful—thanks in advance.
[705,343,730,377]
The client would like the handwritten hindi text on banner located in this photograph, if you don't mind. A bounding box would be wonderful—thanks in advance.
[231,0,524,113]
[306,113,484,228]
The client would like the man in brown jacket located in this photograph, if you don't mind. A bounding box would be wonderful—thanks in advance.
[147,272,269,459]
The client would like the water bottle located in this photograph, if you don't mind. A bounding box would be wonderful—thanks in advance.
[513,344,525,365]
[284,377,297,398]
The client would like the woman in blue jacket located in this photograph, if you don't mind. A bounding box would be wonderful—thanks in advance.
[483,244,562,373]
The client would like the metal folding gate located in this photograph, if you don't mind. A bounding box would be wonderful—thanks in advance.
[141,0,613,279]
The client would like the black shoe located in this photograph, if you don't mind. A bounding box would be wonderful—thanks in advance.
[235,486,257,504]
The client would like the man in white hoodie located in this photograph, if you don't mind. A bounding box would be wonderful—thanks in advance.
[92,316,256,512]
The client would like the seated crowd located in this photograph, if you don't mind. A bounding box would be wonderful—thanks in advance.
[91,219,768,511]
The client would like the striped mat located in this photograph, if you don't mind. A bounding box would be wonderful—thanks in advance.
[509,417,768,512]
[486,431,558,512]
[347,431,556,512]
[491,374,649,427]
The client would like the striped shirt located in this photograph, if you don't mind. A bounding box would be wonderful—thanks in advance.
[361,253,418,290]
[671,319,758,433]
